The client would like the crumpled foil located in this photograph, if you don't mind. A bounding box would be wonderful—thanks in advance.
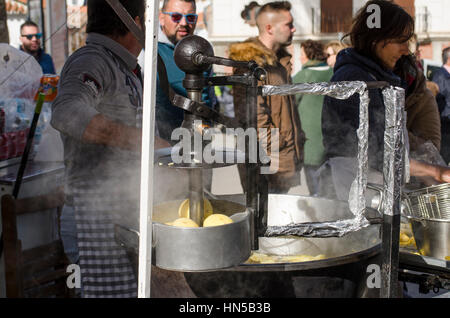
[264,81,372,238]
[264,218,368,238]
[381,87,406,216]
[261,81,368,100]
[348,87,370,227]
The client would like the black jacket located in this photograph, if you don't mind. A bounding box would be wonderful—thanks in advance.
[432,67,450,119]
[322,48,405,170]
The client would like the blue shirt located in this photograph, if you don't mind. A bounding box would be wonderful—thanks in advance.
[37,50,56,74]
[20,47,56,74]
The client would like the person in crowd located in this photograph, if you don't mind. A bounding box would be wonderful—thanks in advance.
[19,20,56,74]
[241,1,261,27]
[51,0,168,298]
[394,54,441,154]
[320,0,450,200]
[229,1,305,194]
[157,0,215,192]
[324,40,347,69]
[432,47,450,164]
[293,40,333,196]
[156,0,216,141]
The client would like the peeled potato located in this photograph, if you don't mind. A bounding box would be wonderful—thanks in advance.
[203,214,233,227]
[178,198,214,220]
[247,252,277,264]
[172,218,199,228]
[400,232,410,243]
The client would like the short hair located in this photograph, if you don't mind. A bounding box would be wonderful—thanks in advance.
[344,0,414,65]
[256,1,291,18]
[20,20,39,32]
[301,40,327,61]
[161,0,196,11]
[324,40,347,56]
[86,0,145,38]
[443,47,450,65]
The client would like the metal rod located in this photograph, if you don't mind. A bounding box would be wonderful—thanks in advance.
[193,53,253,70]
[189,170,204,226]
[137,0,160,299]
[13,93,45,199]
[380,87,406,298]
[105,0,145,48]
[186,89,204,225]
[246,75,259,250]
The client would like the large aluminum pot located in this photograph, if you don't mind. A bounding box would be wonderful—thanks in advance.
[182,194,382,298]
[409,216,450,260]
[152,199,251,271]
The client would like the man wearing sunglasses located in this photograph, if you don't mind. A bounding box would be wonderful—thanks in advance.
[157,0,211,141]
[19,20,56,74]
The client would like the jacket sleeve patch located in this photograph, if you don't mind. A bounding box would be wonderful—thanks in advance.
[82,73,102,96]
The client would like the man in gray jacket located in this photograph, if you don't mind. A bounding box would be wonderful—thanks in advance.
[51,0,167,298]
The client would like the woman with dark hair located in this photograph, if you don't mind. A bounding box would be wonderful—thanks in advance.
[320,0,449,199]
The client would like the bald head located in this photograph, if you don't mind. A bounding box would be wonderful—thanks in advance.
[255,1,295,50]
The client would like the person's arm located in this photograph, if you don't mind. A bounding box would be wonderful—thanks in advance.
[409,158,450,184]
[52,52,170,152]
[407,88,441,151]
[82,114,141,151]
[82,114,169,152]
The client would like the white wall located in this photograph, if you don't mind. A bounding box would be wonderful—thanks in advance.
[6,16,26,49]
[415,0,450,33]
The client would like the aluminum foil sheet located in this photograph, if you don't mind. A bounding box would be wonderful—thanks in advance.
[265,218,368,238]
[264,81,371,238]
[348,87,370,227]
[381,87,406,216]
[261,81,367,100]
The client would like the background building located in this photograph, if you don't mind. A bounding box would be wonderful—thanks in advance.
[5,0,28,49]
[3,0,450,76]
[208,0,450,76]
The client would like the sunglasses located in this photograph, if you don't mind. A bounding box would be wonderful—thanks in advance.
[21,33,43,40]
[162,12,198,24]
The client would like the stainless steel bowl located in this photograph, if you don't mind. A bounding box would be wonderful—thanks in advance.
[152,199,251,272]
[409,216,450,260]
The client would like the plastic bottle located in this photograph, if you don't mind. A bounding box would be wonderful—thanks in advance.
[16,98,30,131]
[33,101,51,154]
